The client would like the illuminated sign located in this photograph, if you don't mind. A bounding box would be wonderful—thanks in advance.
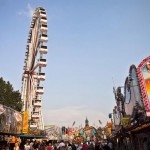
[137,56,150,116]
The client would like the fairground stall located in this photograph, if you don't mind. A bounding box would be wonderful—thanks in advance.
[0,104,22,149]
[69,118,98,144]
[109,56,150,150]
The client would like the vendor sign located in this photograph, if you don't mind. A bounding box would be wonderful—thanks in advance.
[22,111,28,134]
[121,116,131,128]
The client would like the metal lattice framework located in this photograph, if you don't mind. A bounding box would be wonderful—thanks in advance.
[21,7,48,130]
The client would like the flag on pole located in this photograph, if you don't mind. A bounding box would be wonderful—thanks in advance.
[67,127,70,135]
[80,129,85,135]
[91,128,97,135]
[59,127,62,139]
[99,120,102,125]
[72,121,75,126]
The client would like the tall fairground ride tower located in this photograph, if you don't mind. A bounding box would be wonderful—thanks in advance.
[21,7,48,131]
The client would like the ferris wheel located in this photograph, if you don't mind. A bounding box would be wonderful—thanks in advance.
[21,7,48,130]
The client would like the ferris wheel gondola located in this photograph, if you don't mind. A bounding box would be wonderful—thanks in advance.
[21,7,48,130]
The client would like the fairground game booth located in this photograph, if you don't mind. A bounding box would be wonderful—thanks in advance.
[108,56,150,150]
[0,104,22,149]
[0,105,46,149]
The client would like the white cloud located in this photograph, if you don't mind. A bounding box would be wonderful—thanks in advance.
[18,3,34,18]
[43,105,108,128]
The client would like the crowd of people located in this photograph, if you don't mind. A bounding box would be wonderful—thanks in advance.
[2,139,114,150]
[0,137,114,150]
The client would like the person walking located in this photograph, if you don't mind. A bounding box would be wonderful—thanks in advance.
[108,141,113,150]
[47,143,53,150]
[102,144,110,150]
[89,142,94,150]
[24,141,31,150]
[14,142,20,150]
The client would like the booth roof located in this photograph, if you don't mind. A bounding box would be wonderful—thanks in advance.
[16,134,47,139]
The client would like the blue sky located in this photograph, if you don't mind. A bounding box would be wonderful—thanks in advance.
[0,0,150,127]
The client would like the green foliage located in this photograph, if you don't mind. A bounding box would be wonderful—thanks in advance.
[0,77,22,111]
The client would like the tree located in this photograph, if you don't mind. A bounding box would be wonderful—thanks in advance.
[0,77,22,111]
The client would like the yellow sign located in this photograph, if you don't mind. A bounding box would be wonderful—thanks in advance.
[22,111,28,134]
[121,116,131,128]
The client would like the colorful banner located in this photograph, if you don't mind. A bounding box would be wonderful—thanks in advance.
[22,111,28,134]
